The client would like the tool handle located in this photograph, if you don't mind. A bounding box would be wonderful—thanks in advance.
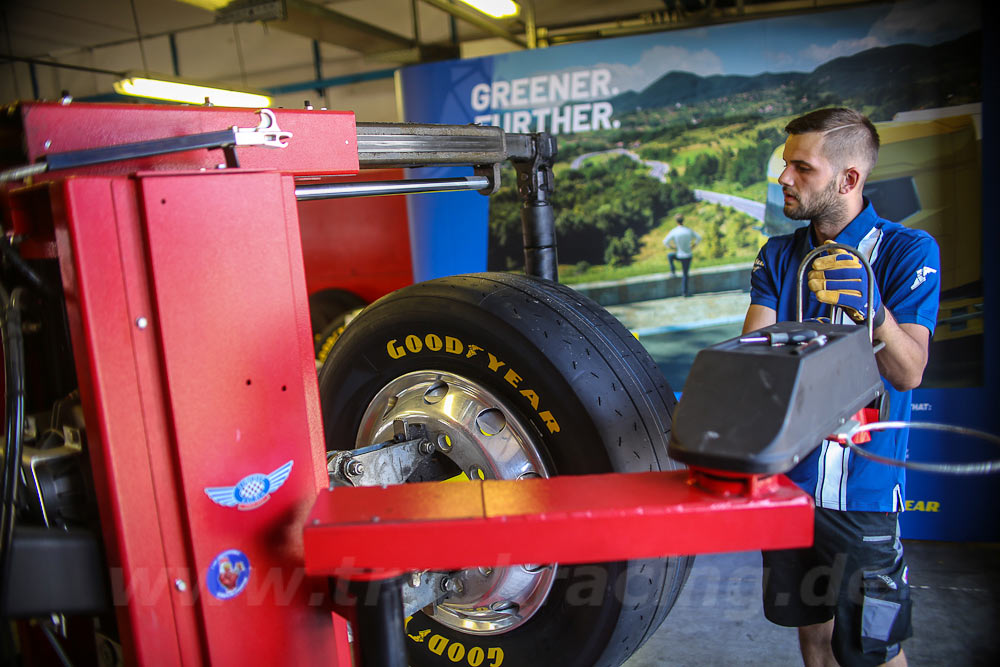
[44,129,237,171]
[796,243,877,342]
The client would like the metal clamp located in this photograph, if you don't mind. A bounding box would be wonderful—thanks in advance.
[796,242,877,342]
[232,109,292,148]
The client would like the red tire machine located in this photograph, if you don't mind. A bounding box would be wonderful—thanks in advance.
[0,102,883,665]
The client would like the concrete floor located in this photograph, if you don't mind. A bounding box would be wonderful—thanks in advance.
[625,542,1000,666]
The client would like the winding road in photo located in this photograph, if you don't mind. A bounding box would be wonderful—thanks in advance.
[571,148,671,182]
[571,150,765,222]
[693,189,765,221]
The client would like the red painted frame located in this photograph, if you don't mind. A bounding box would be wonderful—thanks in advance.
[304,471,812,578]
[2,102,814,666]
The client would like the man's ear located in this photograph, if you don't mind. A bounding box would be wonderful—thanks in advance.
[840,167,861,194]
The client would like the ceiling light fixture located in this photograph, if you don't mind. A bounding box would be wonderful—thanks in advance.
[456,0,520,19]
[113,74,271,108]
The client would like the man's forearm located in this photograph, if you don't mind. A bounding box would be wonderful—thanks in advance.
[873,309,930,392]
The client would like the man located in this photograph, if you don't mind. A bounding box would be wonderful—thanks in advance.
[744,108,940,667]
[663,214,701,297]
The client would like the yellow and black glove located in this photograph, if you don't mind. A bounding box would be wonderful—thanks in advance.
[807,243,885,327]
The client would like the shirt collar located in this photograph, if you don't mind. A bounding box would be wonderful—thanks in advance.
[809,198,879,249]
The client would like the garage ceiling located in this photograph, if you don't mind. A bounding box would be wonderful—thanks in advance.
[0,0,883,112]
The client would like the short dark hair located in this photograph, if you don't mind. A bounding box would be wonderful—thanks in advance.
[785,107,880,176]
[675,214,684,224]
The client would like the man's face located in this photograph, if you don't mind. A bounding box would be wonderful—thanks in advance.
[777,132,843,221]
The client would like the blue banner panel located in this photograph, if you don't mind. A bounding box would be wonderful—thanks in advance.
[398,59,494,281]
[398,0,995,540]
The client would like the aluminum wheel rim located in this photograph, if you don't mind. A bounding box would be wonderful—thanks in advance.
[357,370,556,635]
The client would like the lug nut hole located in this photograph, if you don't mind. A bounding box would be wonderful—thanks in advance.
[423,380,449,404]
[476,408,506,436]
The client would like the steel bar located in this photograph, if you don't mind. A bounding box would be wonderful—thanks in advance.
[355,122,506,166]
[295,176,490,201]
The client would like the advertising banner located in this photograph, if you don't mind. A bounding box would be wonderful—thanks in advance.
[399,0,993,540]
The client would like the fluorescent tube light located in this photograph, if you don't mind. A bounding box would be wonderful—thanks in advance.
[113,75,271,108]
[457,0,520,19]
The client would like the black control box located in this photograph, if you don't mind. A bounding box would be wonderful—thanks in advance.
[668,322,883,474]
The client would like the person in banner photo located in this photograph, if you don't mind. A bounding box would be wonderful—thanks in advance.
[663,214,701,297]
[743,108,941,667]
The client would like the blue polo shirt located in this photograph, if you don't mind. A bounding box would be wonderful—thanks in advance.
[750,200,940,511]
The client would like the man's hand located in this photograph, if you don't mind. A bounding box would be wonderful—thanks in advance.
[807,245,885,327]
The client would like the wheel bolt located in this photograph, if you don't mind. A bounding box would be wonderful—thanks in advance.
[345,459,365,477]
[490,600,519,614]
[441,577,464,595]
[418,440,435,455]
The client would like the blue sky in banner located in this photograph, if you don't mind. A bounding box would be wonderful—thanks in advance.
[402,0,980,131]
[489,0,979,88]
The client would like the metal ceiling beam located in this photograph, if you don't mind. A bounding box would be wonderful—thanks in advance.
[177,0,415,55]
[419,0,526,48]
[543,0,884,45]
[275,0,415,54]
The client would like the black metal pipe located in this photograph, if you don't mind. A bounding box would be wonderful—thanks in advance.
[512,132,559,282]
[521,199,558,281]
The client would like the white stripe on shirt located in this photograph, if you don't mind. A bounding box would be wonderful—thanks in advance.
[816,439,850,511]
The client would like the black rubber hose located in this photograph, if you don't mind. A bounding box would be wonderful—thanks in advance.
[0,240,51,298]
[0,287,26,616]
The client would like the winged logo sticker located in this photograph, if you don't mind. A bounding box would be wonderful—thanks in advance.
[204,460,294,510]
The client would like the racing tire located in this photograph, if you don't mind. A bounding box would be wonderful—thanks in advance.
[314,306,364,362]
[318,272,691,667]
[308,288,366,338]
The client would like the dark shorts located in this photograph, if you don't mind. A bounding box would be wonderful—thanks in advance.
[763,507,912,667]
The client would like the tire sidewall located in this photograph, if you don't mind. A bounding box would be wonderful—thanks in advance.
[320,297,615,477]
[317,277,679,666]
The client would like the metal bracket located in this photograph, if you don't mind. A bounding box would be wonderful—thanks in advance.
[510,132,556,201]
[21,430,84,528]
[328,421,434,487]
[401,570,449,617]
[233,109,292,148]
[474,163,501,196]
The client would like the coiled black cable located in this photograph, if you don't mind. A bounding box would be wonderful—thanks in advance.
[841,420,1000,474]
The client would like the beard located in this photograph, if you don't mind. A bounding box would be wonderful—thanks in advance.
[783,176,845,222]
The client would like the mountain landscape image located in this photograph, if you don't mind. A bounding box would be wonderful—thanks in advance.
[486,30,982,284]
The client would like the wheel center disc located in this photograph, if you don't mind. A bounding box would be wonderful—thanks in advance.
[357,370,556,635]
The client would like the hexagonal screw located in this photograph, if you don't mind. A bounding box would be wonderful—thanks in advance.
[418,440,436,455]
[410,572,422,587]
[345,459,365,477]
[174,578,188,592]
[441,577,464,596]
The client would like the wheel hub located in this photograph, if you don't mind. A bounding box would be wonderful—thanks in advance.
[356,370,556,635]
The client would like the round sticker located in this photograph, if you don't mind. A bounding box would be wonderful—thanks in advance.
[207,549,251,600]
